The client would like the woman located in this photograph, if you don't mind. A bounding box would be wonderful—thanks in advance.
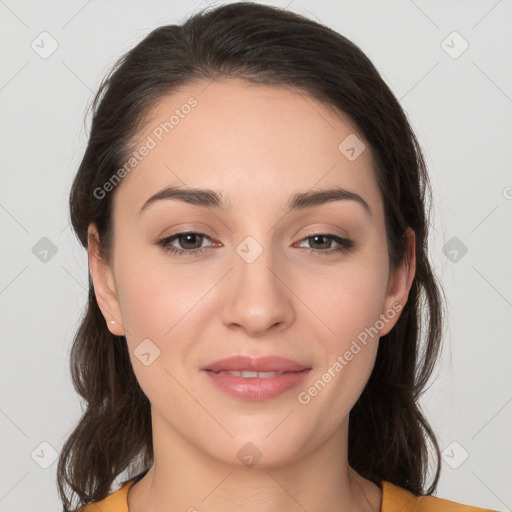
[57,2,497,511]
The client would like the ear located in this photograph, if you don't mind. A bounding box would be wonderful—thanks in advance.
[378,227,416,337]
[87,223,125,336]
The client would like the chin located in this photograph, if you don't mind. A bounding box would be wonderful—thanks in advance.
[201,431,307,470]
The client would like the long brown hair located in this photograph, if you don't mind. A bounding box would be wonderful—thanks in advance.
[58,2,445,509]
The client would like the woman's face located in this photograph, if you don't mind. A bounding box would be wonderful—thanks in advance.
[89,77,414,468]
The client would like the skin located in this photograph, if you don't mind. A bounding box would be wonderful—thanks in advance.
[88,77,415,512]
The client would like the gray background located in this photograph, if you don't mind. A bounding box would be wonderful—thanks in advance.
[1,0,511,510]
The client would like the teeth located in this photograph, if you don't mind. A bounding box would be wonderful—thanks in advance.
[217,370,286,378]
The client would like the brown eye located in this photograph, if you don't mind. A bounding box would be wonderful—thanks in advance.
[307,235,335,250]
[157,232,215,255]
[296,234,355,255]
[175,233,204,250]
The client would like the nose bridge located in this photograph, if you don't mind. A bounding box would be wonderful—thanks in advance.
[220,232,294,334]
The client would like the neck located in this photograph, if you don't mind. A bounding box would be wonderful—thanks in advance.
[127,413,382,512]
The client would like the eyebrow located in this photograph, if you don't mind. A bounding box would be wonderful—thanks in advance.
[138,185,372,217]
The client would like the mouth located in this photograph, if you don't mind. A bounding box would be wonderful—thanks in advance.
[201,356,311,401]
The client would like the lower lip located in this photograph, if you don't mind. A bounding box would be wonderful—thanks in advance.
[202,369,311,401]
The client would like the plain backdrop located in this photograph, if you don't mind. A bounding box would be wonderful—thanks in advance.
[0,0,511,510]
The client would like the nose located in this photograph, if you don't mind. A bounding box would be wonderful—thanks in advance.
[220,240,295,337]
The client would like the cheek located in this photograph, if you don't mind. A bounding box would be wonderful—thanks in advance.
[113,258,207,404]
[296,274,383,429]
[114,243,209,341]
[309,255,389,347]
[296,252,387,413]
[113,248,224,390]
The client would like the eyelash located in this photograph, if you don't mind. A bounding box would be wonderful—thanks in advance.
[156,231,355,257]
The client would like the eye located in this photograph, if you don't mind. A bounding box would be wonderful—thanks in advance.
[157,232,216,255]
[295,234,355,255]
[156,232,355,257]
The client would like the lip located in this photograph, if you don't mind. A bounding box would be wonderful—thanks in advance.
[201,355,311,401]
[202,355,310,373]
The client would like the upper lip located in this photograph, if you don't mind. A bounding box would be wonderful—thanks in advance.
[202,355,310,373]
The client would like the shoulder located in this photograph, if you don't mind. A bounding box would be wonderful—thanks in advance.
[75,480,134,512]
[381,481,498,512]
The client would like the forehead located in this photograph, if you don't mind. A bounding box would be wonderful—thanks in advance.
[113,77,382,219]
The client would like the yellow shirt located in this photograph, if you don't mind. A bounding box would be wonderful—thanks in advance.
[78,479,497,511]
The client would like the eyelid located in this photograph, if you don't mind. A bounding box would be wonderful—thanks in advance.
[293,222,351,240]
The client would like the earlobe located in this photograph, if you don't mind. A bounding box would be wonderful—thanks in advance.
[379,227,416,337]
[87,223,125,336]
